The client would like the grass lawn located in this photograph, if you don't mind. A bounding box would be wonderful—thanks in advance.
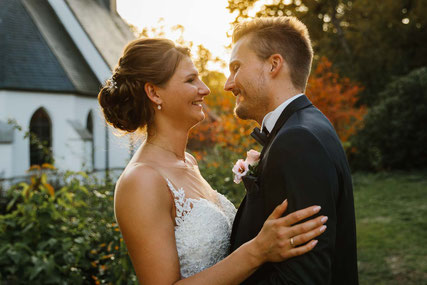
[353,171,427,284]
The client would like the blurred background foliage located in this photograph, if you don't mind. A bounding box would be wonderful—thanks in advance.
[349,67,427,170]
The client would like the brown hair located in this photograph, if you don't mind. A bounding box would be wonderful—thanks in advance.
[98,38,191,133]
[232,16,313,90]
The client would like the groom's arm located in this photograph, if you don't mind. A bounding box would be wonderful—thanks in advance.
[259,127,338,284]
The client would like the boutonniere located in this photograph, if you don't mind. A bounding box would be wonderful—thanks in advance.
[232,149,261,184]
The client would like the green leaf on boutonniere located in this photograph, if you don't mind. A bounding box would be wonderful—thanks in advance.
[248,162,259,176]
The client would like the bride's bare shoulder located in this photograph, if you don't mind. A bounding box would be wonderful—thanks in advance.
[115,163,171,213]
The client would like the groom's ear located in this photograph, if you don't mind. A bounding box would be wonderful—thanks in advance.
[144,82,162,105]
[268,54,284,78]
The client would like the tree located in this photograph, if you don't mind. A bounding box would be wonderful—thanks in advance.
[349,67,427,170]
[306,57,365,143]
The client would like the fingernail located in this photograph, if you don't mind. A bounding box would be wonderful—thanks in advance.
[312,240,318,246]
[321,216,328,223]
[282,199,287,205]
[320,225,327,232]
[313,206,321,212]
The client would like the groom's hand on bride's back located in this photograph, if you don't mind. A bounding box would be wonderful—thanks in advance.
[249,199,327,263]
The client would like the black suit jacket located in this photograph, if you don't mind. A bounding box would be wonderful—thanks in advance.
[230,95,358,284]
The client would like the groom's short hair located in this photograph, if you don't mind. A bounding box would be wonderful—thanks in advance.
[232,16,313,91]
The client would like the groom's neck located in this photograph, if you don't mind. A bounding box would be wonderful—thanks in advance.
[258,86,302,124]
[271,85,302,108]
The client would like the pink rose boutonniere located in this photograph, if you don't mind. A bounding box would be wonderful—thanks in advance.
[232,149,261,184]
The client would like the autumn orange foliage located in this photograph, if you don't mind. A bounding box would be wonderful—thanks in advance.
[306,57,366,142]
[189,57,365,156]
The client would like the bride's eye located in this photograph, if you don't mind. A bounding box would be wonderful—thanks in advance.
[186,77,195,83]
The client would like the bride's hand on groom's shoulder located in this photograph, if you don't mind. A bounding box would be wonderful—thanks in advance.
[248,200,327,264]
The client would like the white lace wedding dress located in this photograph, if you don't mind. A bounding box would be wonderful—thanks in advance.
[166,178,237,278]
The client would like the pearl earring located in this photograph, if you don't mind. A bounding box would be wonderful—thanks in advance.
[157,104,162,110]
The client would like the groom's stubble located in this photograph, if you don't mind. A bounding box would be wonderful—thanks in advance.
[234,68,270,123]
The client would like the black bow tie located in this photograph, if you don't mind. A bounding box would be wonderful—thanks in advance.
[251,127,269,146]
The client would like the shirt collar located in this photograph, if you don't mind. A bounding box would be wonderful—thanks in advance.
[261,93,304,133]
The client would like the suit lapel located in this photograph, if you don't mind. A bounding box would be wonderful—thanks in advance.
[230,174,259,247]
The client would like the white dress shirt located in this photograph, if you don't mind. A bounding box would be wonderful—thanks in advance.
[261,93,304,133]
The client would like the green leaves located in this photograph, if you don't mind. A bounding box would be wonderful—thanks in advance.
[350,67,427,170]
[0,170,137,284]
[196,145,247,206]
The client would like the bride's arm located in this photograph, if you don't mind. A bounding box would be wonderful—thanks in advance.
[115,164,326,285]
[115,165,181,284]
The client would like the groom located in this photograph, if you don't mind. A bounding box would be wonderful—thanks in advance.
[225,17,358,284]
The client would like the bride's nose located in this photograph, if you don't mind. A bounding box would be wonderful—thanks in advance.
[199,82,210,97]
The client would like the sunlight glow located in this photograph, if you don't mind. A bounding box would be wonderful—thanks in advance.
[117,0,240,73]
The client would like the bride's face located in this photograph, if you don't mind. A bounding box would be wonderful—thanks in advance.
[158,56,210,127]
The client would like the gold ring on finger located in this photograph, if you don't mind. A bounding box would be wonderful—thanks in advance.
[290,237,295,247]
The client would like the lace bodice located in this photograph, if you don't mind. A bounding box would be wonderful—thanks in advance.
[166,179,237,278]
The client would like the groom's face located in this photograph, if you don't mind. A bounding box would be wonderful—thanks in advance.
[225,36,269,122]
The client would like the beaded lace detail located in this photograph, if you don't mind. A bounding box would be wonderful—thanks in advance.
[166,179,237,278]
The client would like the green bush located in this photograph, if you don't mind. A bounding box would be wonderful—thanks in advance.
[196,144,249,207]
[0,165,137,284]
[349,67,427,171]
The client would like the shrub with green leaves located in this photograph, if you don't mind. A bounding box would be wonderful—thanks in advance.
[196,144,248,207]
[349,67,427,170]
[0,165,137,284]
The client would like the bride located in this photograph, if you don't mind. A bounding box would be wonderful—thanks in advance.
[98,38,327,284]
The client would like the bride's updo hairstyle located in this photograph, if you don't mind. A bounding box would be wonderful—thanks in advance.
[98,38,191,133]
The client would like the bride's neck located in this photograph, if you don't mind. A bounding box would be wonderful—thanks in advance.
[146,122,189,159]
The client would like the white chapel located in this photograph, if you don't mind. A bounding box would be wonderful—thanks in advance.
[0,0,136,184]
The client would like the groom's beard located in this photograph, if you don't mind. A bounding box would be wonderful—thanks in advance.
[234,79,267,121]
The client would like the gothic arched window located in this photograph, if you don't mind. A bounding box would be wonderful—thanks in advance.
[29,108,52,166]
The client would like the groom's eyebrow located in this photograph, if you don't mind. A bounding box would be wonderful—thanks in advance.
[229,60,239,71]
[185,72,199,78]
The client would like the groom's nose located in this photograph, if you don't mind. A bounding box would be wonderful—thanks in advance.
[224,75,235,93]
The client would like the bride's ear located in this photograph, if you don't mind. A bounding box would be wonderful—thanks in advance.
[144,82,162,105]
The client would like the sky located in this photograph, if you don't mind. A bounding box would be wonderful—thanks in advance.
[116,0,264,73]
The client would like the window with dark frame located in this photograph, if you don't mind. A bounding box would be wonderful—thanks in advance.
[29,108,52,166]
